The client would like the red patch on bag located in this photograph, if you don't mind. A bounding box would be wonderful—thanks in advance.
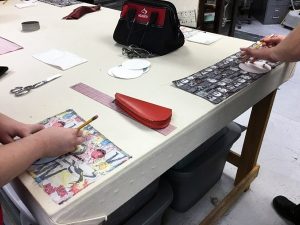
[120,3,166,27]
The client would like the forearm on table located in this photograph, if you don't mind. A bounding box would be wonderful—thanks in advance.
[0,135,45,187]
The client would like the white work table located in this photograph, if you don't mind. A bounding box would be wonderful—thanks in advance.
[0,1,295,225]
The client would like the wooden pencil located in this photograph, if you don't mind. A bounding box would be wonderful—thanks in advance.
[77,115,98,130]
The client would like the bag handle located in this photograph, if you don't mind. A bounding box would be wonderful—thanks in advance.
[149,12,158,25]
[125,8,137,44]
[139,12,158,47]
[126,7,136,21]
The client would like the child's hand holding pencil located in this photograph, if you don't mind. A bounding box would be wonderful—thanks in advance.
[77,115,98,131]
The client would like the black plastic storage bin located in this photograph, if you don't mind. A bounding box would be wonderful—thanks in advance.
[104,178,173,225]
[165,122,242,212]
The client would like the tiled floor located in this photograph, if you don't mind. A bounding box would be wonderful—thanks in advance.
[164,20,300,225]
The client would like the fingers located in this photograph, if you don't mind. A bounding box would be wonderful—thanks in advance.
[73,129,85,146]
[75,136,85,145]
[240,47,252,62]
[260,34,284,48]
[17,124,45,138]
[29,124,45,134]
[1,135,14,144]
[240,47,266,63]
[76,129,83,137]
[250,57,258,63]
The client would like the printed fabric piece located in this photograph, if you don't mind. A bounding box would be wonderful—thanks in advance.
[28,109,131,204]
[38,0,80,7]
[173,51,281,104]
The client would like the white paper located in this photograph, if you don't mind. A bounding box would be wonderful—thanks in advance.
[15,0,38,8]
[122,59,151,70]
[187,32,221,45]
[33,49,87,70]
[107,66,149,79]
[110,66,144,79]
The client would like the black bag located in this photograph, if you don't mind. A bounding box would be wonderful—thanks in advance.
[113,0,185,56]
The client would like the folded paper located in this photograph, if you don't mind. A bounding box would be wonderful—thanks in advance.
[33,49,87,70]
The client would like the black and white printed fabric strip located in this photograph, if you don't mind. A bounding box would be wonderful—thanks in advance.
[38,0,80,7]
[173,51,281,104]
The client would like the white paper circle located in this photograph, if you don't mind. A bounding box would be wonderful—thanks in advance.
[122,59,151,70]
[107,67,116,77]
[239,61,271,74]
[111,66,144,79]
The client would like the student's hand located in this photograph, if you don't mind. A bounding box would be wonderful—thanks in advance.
[240,34,285,63]
[241,47,272,63]
[260,34,286,48]
[35,127,84,157]
[0,113,44,144]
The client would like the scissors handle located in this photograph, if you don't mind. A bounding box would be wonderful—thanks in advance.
[10,86,32,96]
[10,86,23,94]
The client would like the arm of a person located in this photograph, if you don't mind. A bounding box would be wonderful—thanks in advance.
[0,127,84,187]
[0,134,46,187]
[241,24,300,62]
[270,25,300,62]
[0,113,44,144]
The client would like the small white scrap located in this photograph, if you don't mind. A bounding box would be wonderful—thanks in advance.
[239,61,271,74]
[15,0,38,8]
[187,32,221,45]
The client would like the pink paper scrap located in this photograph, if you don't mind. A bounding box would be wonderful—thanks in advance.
[0,37,23,55]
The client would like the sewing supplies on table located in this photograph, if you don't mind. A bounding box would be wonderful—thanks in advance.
[21,21,40,32]
[70,83,176,136]
[10,74,61,97]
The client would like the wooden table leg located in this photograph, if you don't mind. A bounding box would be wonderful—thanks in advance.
[234,90,277,186]
[200,165,260,225]
[199,89,277,225]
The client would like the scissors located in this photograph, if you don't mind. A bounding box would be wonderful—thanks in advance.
[10,74,62,97]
